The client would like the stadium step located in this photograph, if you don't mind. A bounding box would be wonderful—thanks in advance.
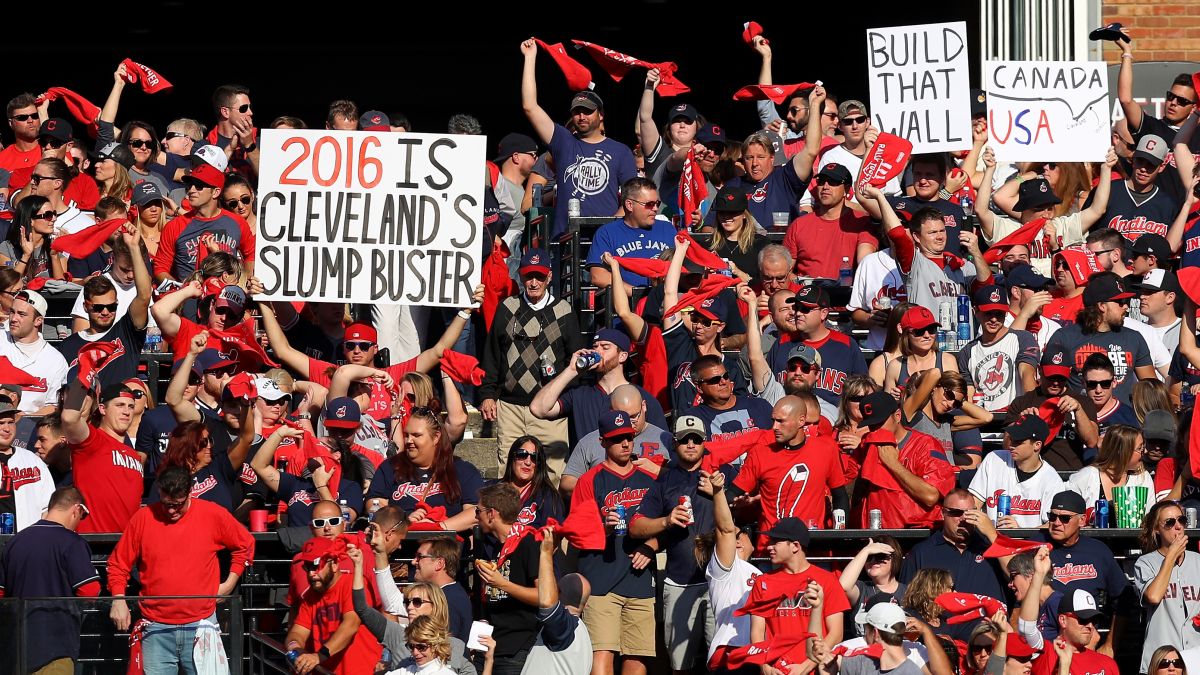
[455,437,500,479]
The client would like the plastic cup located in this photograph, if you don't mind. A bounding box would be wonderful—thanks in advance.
[249,509,269,533]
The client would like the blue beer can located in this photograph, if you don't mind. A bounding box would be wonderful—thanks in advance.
[613,504,627,536]
[0,513,13,534]
[997,494,1011,517]
[1095,500,1110,528]
[576,351,602,370]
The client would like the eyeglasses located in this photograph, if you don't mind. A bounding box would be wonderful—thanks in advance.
[1088,248,1115,257]
[814,177,848,187]
[9,113,37,122]
[1047,513,1077,524]
[38,137,65,149]
[345,340,375,352]
[942,388,964,408]
[789,362,819,374]
[821,112,839,120]
[1039,162,1059,172]
[412,553,439,562]
[76,503,90,520]
[627,198,662,210]
[840,116,868,126]
[1162,515,1189,529]
[787,106,805,115]
[129,389,146,400]
[183,178,214,191]
[224,196,253,209]
[1158,658,1185,669]
[161,498,188,510]
[87,302,119,314]
[1069,613,1100,626]
[697,372,732,386]
[164,131,197,142]
[1086,379,1114,390]
[311,516,343,528]
[513,450,538,462]
[943,507,967,518]
[405,642,431,652]
[909,326,937,337]
[126,139,154,150]
[187,375,203,387]
[33,210,57,221]
[403,596,430,609]
[1166,92,1196,106]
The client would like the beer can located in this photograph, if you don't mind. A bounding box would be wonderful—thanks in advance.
[568,198,582,218]
[576,351,602,370]
[938,301,954,330]
[956,295,972,344]
[833,509,847,530]
[868,509,883,530]
[1095,499,1110,528]
[0,513,13,534]
[996,494,1011,517]
[613,504,628,536]
[679,496,694,526]
[1187,508,1197,529]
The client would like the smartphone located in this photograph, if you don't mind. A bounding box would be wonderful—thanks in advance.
[374,347,391,368]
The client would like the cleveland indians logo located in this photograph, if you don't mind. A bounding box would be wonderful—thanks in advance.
[778,463,811,519]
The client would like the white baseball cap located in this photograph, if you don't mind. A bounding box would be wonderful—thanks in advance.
[192,144,229,172]
[16,290,48,317]
[255,377,289,402]
[864,603,906,633]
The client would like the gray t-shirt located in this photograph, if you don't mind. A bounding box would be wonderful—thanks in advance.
[1046,323,1153,405]
[902,251,976,320]
[956,329,1040,413]
[563,423,673,478]
[1133,549,1200,672]
[840,653,923,675]
[0,241,49,277]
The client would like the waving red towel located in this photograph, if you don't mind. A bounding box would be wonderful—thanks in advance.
[679,147,709,228]
[51,218,127,258]
[37,88,101,136]
[702,428,772,473]
[732,83,814,104]
[614,256,671,280]
[1037,398,1065,444]
[983,535,1047,559]
[742,21,767,45]
[676,231,730,271]
[481,240,517,332]
[983,218,1050,265]
[856,133,913,193]
[936,592,1006,624]
[77,339,127,390]
[857,429,901,491]
[224,372,258,401]
[121,58,173,94]
[663,274,740,319]
[570,41,689,96]
[831,643,885,659]
[440,351,485,386]
[719,633,813,669]
[0,356,39,387]
[534,39,593,91]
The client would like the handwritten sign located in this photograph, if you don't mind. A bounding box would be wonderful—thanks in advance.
[255,129,484,307]
[985,61,1110,162]
[867,22,972,153]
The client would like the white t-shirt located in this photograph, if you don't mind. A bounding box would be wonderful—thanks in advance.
[70,272,138,322]
[706,552,761,662]
[56,202,95,236]
[847,249,906,352]
[1147,318,1182,357]
[0,332,68,413]
[1067,466,1157,508]
[1123,318,1170,378]
[968,451,1065,527]
[1003,312,1061,351]
[801,144,902,208]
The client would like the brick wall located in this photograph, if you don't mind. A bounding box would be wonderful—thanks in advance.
[1104,0,1200,62]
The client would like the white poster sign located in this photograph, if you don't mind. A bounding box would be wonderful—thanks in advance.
[985,61,1110,162]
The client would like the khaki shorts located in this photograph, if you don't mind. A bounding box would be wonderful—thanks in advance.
[582,592,656,656]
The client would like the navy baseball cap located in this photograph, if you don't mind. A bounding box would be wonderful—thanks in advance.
[692,295,726,322]
[696,123,726,147]
[1005,263,1055,291]
[570,90,604,112]
[39,118,72,143]
[668,103,699,122]
[519,248,551,276]
[132,181,164,206]
[763,517,811,547]
[593,328,631,353]
[1049,490,1087,514]
[1041,343,1072,379]
[859,391,899,428]
[599,409,636,439]
[1007,414,1049,444]
[195,348,237,373]
[790,285,830,309]
[972,284,1009,313]
[324,396,362,429]
[816,163,853,186]
[358,110,391,131]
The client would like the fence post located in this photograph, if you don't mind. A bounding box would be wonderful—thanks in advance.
[228,594,244,675]
[15,598,26,675]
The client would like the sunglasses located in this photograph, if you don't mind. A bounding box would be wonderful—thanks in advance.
[969,643,993,653]
[627,198,661,210]
[311,516,343,528]
[789,362,819,374]
[183,178,215,191]
[814,176,848,187]
[1086,379,1114,390]
[943,507,967,518]
[76,503,90,520]
[161,498,188,510]
[234,103,252,114]
[263,396,292,406]
[223,196,253,209]
[866,553,892,564]
[1159,658,1185,669]
[1166,92,1196,106]
[697,372,732,385]
[9,113,37,122]
[345,340,375,352]
[404,642,431,652]
[1162,515,1190,529]
[87,302,119,313]
[33,210,57,221]
[513,450,539,462]
[942,388,964,408]
[1047,513,1077,524]
[840,115,868,126]
[187,375,203,387]
[403,597,430,609]
[200,435,212,447]
[1039,162,1059,171]
[787,106,805,115]
[164,131,197,142]
[205,365,239,378]
[678,434,705,445]
[129,389,146,400]
[909,326,937,337]
[126,139,154,150]
[38,137,65,149]
[1069,613,1100,626]
[214,306,243,319]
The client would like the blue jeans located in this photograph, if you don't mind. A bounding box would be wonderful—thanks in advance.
[141,614,216,675]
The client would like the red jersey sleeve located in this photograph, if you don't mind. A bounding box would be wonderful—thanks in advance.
[232,210,256,262]
[733,445,759,494]
[917,450,956,498]
[218,510,255,577]
[886,224,915,274]
[154,216,185,279]
[307,357,336,387]
[105,511,142,595]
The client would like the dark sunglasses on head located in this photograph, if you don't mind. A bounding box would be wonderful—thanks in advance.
[841,115,868,125]
[513,450,539,462]
[344,340,375,352]
[1086,379,1113,390]
[697,372,732,386]
[126,139,154,150]
[1159,658,1185,669]
[38,137,65,149]
[1162,515,1189,529]
[311,516,342,528]
[9,113,36,122]
[909,325,937,337]
[88,302,119,313]
[224,196,253,209]
[1047,512,1076,524]
[1166,91,1196,106]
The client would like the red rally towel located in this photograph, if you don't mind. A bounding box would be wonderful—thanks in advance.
[534,39,594,91]
[983,218,1049,265]
[856,133,913,193]
[495,522,542,567]
[481,240,517,332]
[551,499,608,550]
[225,372,258,401]
[701,428,773,472]
[717,633,814,670]
[1037,398,1065,443]
[614,256,671,280]
[571,40,690,96]
[935,592,1007,624]
[831,643,885,659]
[127,619,150,675]
[121,58,173,94]
[77,340,127,390]
[663,274,740,319]
[857,429,901,491]
[0,356,40,387]
[742,21,767,45]
[37,88,100,136]
[679,146,709,228]
[983,535,1047,559]
[732,83,813,104]
[677,231,730,271]
[51,218,126,258]
[440,351,485,387]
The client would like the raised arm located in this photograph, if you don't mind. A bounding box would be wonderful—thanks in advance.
[537,525,559,609]
[951,400,994,431]
[839,540,895,604]
[413,284,484,373]
[520,39,555,145]
[1078,148,1119,230]
[121,225,153,330]
[165,332,207,423]
[902,368,941,421]
[791,85,827,180]
[1168,180,1199,255]
[604,253,645,339]
[975,148,998,240]
[739,284,773,393]
[1018,547,1051,650]
[637,70,662,155]
[249,426,305,494]
[149,279,203,339]
[662,238,689,332]
[98,63,128,126]
[1116,31,1142,133]
[329,364,393,400]
[60,380,93,445]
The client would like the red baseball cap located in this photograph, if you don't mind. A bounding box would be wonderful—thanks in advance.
[899,306,939,332]
[344,322,377,344]
[188,163,226,190]
[1005,634,1036,658]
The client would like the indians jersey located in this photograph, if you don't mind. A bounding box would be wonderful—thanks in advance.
[569,462,658,597]
[741,564,851,639]
[153,209,255,280]
[733,435,846,543]
[1100,179,1183,242]
[957,329,1039,412]
[767,331,867,408]
[968,450,1065,527]
[847,250,908,351]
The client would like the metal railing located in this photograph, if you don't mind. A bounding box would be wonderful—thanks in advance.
[247,630,332,675]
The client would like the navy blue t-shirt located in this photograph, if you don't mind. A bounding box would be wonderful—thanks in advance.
[1033,532,1129,611]
[574,463,658,597]
[137,406,177,497]
[888,194,964,256]
[767,331,868,408]
[662,323,749,414]
[58,312,147,391]
[517,485,565,528]
[558,383,668,445]
[145,447,241,512]
[1096,400,1140,438]
[634,462,736,585]
[443,580,473,643]
[365,457,483,516]
[722,160,808,231]
[273,471,364,527]
[548,125,638,238]
[684,397,773,444]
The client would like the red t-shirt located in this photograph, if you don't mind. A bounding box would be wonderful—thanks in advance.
[744,564,851,639]
[8,167,100,210]
[295,572,383,675]
[0,144,40,174]
[783,210,878,279]
[1031,646,1118,675]
[306,356,417,419]
[168,316,259,364]
[851,430,955,528]
[286,532,378,607]
[1043,293,1083,325]
[733,434,847,547]
[72,425,143,534]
